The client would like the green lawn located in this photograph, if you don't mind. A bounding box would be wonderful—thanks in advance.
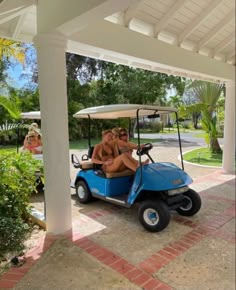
[183,147,223,167]
[70,138,161,149]
[2,143,233,168]
[0,145,16,154]
[0,137,162,153]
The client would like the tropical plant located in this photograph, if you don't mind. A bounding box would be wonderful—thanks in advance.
[0,151,43,260]
[0,38,25,63]
[0,95,21,119]
[187,81,224,153]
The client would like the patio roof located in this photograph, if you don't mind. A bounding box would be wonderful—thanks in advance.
[0,0,235,82]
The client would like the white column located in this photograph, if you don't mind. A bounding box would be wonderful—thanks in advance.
[222,81,235,173]
[34,32,72,234]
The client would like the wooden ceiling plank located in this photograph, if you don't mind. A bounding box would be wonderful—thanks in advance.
[154,0,187,37]
[194,10,235,52]
[213,32,235,55]
[178,0,223,45]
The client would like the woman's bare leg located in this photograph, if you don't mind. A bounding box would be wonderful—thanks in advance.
[123,152,149,166]
[106,154,138,172]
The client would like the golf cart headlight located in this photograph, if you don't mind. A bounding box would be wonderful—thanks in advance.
[168,186,189,196]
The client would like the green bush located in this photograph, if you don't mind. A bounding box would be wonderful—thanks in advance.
[150,121,163,133]
[0,152,43,260]
[0,217,31,258]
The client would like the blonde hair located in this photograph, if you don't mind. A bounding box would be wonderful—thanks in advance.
[102,129,112,137]
[27,130,37,137]
[29,123,39,130]
[111,128,120,137]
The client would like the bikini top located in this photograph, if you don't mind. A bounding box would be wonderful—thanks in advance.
[99,143,113,160]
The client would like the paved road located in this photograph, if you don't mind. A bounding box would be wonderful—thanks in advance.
[134,132,224,146]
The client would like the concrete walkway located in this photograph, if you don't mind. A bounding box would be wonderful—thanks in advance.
[0,145,235,290]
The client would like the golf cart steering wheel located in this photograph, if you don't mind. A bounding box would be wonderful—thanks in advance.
[136,143,153,156]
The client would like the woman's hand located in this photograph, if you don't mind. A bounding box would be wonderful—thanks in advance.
[104,159,113,165]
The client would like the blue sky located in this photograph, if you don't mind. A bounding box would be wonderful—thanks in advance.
[5,43,37,90]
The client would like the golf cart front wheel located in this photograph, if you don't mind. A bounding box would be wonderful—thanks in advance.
[138,200,171,232]
[177,189,201,216]
[75,180,92,204]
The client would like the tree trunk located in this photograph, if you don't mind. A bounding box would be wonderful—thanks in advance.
[210,137,222,154]
[131,119,137,138]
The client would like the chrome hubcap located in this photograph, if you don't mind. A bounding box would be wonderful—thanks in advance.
[143,208,159,226]
[77,186,85,199]
[180,196,192,211]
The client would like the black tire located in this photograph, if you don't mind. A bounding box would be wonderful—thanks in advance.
[176,189,201,216]
[138,200,171,232]
[75,180,92,204]
[35,176,44,193]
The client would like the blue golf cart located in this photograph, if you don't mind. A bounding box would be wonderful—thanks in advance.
[71,104,201,232]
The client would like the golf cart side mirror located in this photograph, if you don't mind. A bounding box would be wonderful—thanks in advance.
[71,154,80,169]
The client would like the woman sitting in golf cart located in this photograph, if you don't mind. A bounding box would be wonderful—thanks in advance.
[92,129,148,173]
[111,127,137,156]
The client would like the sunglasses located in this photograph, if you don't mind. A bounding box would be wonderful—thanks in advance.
[120,133,127,137]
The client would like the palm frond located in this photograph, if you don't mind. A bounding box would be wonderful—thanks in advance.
[189,81,224,110]
[0,122,30,132]
[0,95,21,119]
[0,38,25,63]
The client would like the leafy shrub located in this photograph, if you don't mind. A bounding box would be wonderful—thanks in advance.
[0,217,31,258]
[0,151,43,260]
[150,121,163,133]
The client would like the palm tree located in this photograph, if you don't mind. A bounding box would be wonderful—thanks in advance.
[189,80,224,153]
[0,38,26,118]
[0,38,25,63]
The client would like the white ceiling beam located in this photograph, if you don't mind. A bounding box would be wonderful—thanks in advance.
[123,0,143,28]
[70,19,235,82]
[10,13,25,38]
[37,0,141,35]
[212,32,235,56]
[154,0,187,37]
[0,5,32,24]
[194,11,235,52]
[178,0,223,45]
[0,0,35,15]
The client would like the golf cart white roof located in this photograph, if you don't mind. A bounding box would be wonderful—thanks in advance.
[73,104,177,119]
[21,111,41,120]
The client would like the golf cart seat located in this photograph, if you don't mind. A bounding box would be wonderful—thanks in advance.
[80,161,94,169]
[80,146,94,169]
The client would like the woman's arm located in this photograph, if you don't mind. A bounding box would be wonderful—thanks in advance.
[91,144,104,165]
[117,139,138,150]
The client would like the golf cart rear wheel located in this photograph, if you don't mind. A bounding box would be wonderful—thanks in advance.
[177,189,201,216]
[75,180,92,204]
[138,200,171,232]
